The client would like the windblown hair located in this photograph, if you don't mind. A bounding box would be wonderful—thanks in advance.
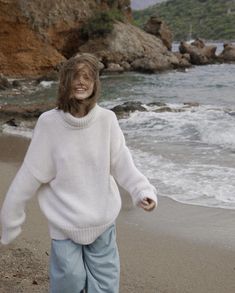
[57,53,101,114]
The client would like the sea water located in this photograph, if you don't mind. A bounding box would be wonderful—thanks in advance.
[1,63,235,210]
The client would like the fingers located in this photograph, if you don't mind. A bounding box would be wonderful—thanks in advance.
[141,199,149,205]
[139,198,156,212]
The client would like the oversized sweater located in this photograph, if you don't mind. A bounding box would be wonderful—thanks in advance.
[0,104,157,245]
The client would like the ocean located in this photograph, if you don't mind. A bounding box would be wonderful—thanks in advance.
[1,53,235,210]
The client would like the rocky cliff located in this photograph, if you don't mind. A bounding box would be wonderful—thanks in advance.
[0,0,183,78]
[0,0,132,77]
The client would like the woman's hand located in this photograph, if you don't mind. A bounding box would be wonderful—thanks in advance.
[138,197,156,212]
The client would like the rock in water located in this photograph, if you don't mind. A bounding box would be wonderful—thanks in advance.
[144,16,173,51]
[219,43,235,62]
[179,39,217,65]
[0,74,11,90]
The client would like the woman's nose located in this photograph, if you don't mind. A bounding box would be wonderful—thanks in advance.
[77,79,84,85]
[79,76,86,83]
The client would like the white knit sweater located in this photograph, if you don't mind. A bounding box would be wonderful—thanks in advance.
[0,104,157,245]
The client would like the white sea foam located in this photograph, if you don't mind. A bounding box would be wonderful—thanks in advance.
[130,147,235,210]
[199,122,235,149]
[117,104,235,210]
[120,104,235,150]
[2,124,33,139]
[39,81,54,88]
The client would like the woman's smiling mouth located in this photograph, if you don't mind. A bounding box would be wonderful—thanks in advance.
[75,87,87,92]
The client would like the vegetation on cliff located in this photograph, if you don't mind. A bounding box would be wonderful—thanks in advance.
[80,9,124,39]
[133,0,235,41]
[62,8,125,58]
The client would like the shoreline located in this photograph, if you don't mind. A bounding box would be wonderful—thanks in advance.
[1,122,235,212]
[0,133,235,292]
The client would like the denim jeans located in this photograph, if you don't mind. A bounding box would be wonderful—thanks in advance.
[49,224,120,293]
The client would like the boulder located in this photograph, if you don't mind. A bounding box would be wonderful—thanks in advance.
[120,61,131,70]
[146,102,167,107]
[153,106,185,113]
[173,52,192,68]
[183,102,200,107]
[111,101,147,117]
[131,56,171,73]
[103,63,124,73]
[219,43,235,62]
[36,70,59,83]
[12,80,21,88]
[154,106,173,113]
[0,103,55,120]
[0,74,11,90]
[191,39,205,49]
[79,21,180,73]
[179,39,217,65]
[5,118,18,127]
[144,16,173,50]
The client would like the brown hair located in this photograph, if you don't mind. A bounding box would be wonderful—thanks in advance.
[56,53,101,115]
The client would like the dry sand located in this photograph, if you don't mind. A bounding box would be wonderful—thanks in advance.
[0,133,235,293]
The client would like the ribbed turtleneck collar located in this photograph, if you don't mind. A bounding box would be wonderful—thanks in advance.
[58,104,99,129]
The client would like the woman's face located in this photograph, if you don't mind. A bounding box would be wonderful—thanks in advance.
[71,63,95,100]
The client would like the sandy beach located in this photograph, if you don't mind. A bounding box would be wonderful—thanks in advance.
[0,133,235,293]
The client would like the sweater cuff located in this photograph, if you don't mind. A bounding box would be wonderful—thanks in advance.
[1,226,22,245]
[132,186,158,207]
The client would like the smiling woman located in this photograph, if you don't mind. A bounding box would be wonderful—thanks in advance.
[1,52,157,293]
[71,64,95,103]
[57,53,101,117]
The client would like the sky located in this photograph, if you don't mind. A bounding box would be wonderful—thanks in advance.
[131,0,167,10]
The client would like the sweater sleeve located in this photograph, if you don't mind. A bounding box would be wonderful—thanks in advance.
[0,163,42,245]
[1,114,55,245]
[23,114,55,183]
[110,113,157,207]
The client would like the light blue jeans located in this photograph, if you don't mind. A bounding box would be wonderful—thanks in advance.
[49,224,120,293]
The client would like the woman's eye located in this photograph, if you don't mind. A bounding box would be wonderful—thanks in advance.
[74,71,92,81]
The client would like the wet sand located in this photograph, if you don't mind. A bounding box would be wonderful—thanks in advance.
[0,133,235,293]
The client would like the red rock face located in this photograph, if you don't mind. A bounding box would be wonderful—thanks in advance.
[0,0,66,77]
[0,0,131,77]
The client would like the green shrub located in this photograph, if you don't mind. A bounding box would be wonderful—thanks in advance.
[107,0,117,7]
[108,8,124,22]
[80,9,124,39]
[80,12,114,38]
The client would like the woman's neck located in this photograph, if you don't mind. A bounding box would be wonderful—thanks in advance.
[58,103,99,129]
[70,107,87,118]
[69,100,91,118]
